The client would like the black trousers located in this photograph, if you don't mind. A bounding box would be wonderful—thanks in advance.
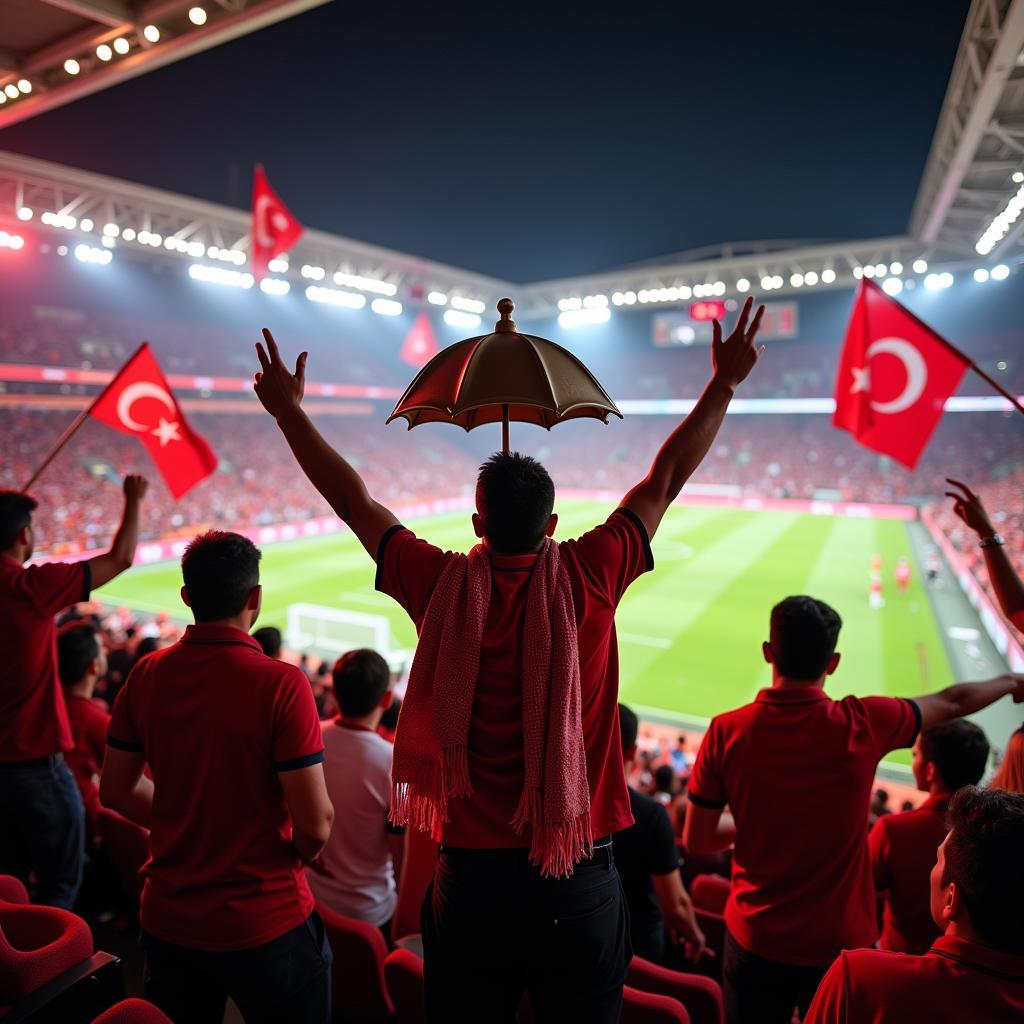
[722,929,828,1024]
[141,912,333,1024]
[421,842,630,1024]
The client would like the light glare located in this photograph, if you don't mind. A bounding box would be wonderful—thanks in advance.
[143,25,161,43]
[444,309,482,329]
[64,59,81,75]
[371,298,403,317]
[96,44,112,61]
[188,7,208,25]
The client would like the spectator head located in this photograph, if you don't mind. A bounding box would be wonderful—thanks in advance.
[332,649,392,720]
[253,625,283,659]
[57,621,107,693]
[618,703,639,763]
[134,636,160,665]
[473,452,556,555]
[990,727,1024,794]
[763,596,842,683]
[676,735,687,749]
[913,720,990,794]
[180,531,262,625]
[0,491,37,560]
[654,764,676,795]
[930,786,1024,953]
[379,695,402,733]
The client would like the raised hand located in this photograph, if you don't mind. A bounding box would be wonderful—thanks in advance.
[711,295,765,391]
[123,474,149,503]
[945,478,995,537]
[255,328,307,420]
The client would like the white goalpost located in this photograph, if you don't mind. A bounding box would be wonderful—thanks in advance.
[286,603,409,671]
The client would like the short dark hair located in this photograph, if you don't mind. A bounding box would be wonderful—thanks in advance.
[920,720,990,792]
[769,596,842,681]
[654,764,676,792]
[253,626,282,659]
[0,491,37,550]
[332,649,390,717]
[57,622,100,686]
[181,531,261,622]
[475,452,555,554]
[618,703,639,754]
[943,786,1024,953]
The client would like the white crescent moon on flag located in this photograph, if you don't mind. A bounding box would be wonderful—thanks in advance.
[866,337,927,414]
[254,195,290,249]
[116,381,177,431]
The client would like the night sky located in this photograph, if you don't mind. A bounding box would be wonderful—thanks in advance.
[0,1,970,282]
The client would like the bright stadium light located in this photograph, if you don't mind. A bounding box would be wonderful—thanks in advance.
[1013,171,1024,184]
[790,273,804,287]
[189,7,208,26]
[427,291,448,305]
[712,281,725,296]
[821,268,836,283]
[188,264,253,289]
[804,271,819,286]
[301,264,325,280]
[873,263,886,276]
[74,244,112,265]
[80,218,94,232]
[991,264,1010,280]
[583,293,608,308]
[305,285,366,308]
[976,184,1024,255]
[693,283,706,298]
[736,278,750,292]
[101,235,116,248]
[912,258,928,273]
[612,292,625,305]
[64,59,81,75]
[371,298,403,317]
[122,227,136,241]
[4,84,19,99]
[889,262,903,275]
[881,278,903,296]
[96,44,113,61]
[260,277,290,296]
[187,241,205,258]
[113,37,130,55]
[444,309,482,329]
[450,296,486,313]
[268,257,288,273]
[558,297,582,311]
[862,265,875,279]
[0,232,26,249]
[17,79,31,93]
[973,268,989,283]
[333,270,397,295]
[103,222,119,236]
[17,207,33,221]
[559,307,611,329]
[143,25,161,43]
[760,276,773,290]
[940,272,954,288]
[923,274,941,291]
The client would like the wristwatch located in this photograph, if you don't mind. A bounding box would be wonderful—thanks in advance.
[979,534,1004,549]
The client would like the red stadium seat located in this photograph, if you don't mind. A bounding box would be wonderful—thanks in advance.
[97,808,150,901]
[391,829,438,944]
[622,985,691,1024]
[628,956,724,1024]
[383,948,424,1024]
[91,998,173,1023]
[315,902,395,1023]
[690,874,730,915]
[0,901,93,1003]
[0,876,29,906]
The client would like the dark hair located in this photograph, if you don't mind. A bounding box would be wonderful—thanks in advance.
[943,786,1024,953]
[379,695,402,732]
[618,703,639,754]
[57,622,100,686]
[253,626,283,659]
[769,596,842,681]
[332,649,390,717]
[920,720,990,792]
[475,452,555,554]
[654,765,676,792]
[0,491,37,550]
[181,531,261,622]
[134,637,160,665]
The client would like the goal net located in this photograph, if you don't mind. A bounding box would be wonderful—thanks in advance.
[286,603,407,670]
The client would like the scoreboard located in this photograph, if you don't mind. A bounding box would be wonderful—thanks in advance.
[653,301,799,347]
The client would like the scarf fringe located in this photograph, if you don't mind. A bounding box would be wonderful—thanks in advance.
[443,744,472,799]
[511,786,594,879]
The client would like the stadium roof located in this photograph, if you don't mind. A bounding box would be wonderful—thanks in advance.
[0,0,328,129]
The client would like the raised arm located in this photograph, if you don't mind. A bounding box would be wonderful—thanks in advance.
[255,329,399,559]
[946,478,1024,630]
[623,297,765,539]
[913,672,1024,732]
[88,474,149,589]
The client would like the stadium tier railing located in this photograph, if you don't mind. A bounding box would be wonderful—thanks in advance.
[920,507,1024,673]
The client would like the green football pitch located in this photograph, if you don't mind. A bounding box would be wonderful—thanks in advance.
[97,500,955,765]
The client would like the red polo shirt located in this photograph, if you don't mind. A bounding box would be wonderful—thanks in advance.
[688,686,920,966]
[869,795,949,954]
[64,693,111,833]
[0,556,90,762]
[108,624,324,951]
[804,934,1024,1023]
[376,508,653,847]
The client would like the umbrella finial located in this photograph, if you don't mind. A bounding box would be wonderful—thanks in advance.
[494,297,517,333]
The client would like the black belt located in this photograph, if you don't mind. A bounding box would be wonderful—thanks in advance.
[0,752,64,770]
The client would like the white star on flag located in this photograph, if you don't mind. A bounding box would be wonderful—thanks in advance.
[850,366,871,393]
[151,417,181,446]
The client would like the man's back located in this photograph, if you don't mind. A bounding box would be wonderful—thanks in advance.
[688,686,919,965]
[108,623,324,951]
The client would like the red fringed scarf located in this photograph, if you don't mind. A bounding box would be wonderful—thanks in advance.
[389,539,593,878]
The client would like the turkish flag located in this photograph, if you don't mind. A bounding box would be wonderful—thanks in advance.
[833,280,971,469]
[89,344,218,498]
[400,311,440,367]
[251,165,303,280]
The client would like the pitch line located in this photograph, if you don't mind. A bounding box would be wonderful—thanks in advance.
[618,632,673,649]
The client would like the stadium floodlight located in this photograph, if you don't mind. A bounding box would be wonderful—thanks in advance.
[260,277,290,296]
[103,222,119,236]
[923,274,940,291]
[187,241,205,258]
[268,257,288,273]
[113,37,130,55]
[64,59,81,75]
[693,283,706,298]
[371,298,403,317]
[612,292,625,306]
[760,276,773,290]
[96,44,113,61]
[558,297,582,311]
[912,258,927,273]
[333,270,397,295]
[17,207,33,221]
[17,79,31,93]
[940,272,954,288]
[80,218,94,232]
[301,264,326,280]
[137,230,150,244]
[4,84,20,99]
[74,244,112,265]
[427,291,448,305]
[991,264,1010,280]
[862,265,875,279]
[188,7,208,25]
[583,294,608,309]
[790,273,804,287]
[101,235,116,248]
[873,263,886,276]
[444,309,482,329]
[623,291,637,304]
[121,227,136,241]
[188,263,253,289]
[772,275,784,288]
[975,184,1024,254]
[852,267,863,279]
[558,307,611,329]
[712,281,726,296]
[148,233,162,247]
[305,285,366,309]
[0,232,24,249]
[143,25,161,43]
[881,278,903,296]
[450,296,486,314]
[1013,171,1024,184]
[973,268,989,283]
[821,268,836,283]
[804,271,819,286]
[736,277,750,292]
[0,93,5,105]
[889,262,903,275]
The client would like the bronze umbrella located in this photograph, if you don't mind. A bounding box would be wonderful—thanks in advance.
[387,298,621,453]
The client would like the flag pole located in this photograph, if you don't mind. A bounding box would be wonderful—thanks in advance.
[967,362,1024,416]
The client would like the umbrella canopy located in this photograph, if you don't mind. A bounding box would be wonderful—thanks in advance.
[387,298,621,451]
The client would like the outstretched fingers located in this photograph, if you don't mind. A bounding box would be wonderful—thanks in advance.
[733,295,754,336]
[712,319,723,346]
[747,304,766,344]
[295,351,308,387]
[945,477,976,500]
[255,341,270,372]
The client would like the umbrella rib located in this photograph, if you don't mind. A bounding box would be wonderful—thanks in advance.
[524,335,561,413]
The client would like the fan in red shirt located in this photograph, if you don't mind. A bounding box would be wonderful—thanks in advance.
[683,595,1024,1024]
[0,475,148,909]
[253,297,766,1023]
[805,786,1024,1024]
[100,531,335,1024]
[869,719,989,954]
